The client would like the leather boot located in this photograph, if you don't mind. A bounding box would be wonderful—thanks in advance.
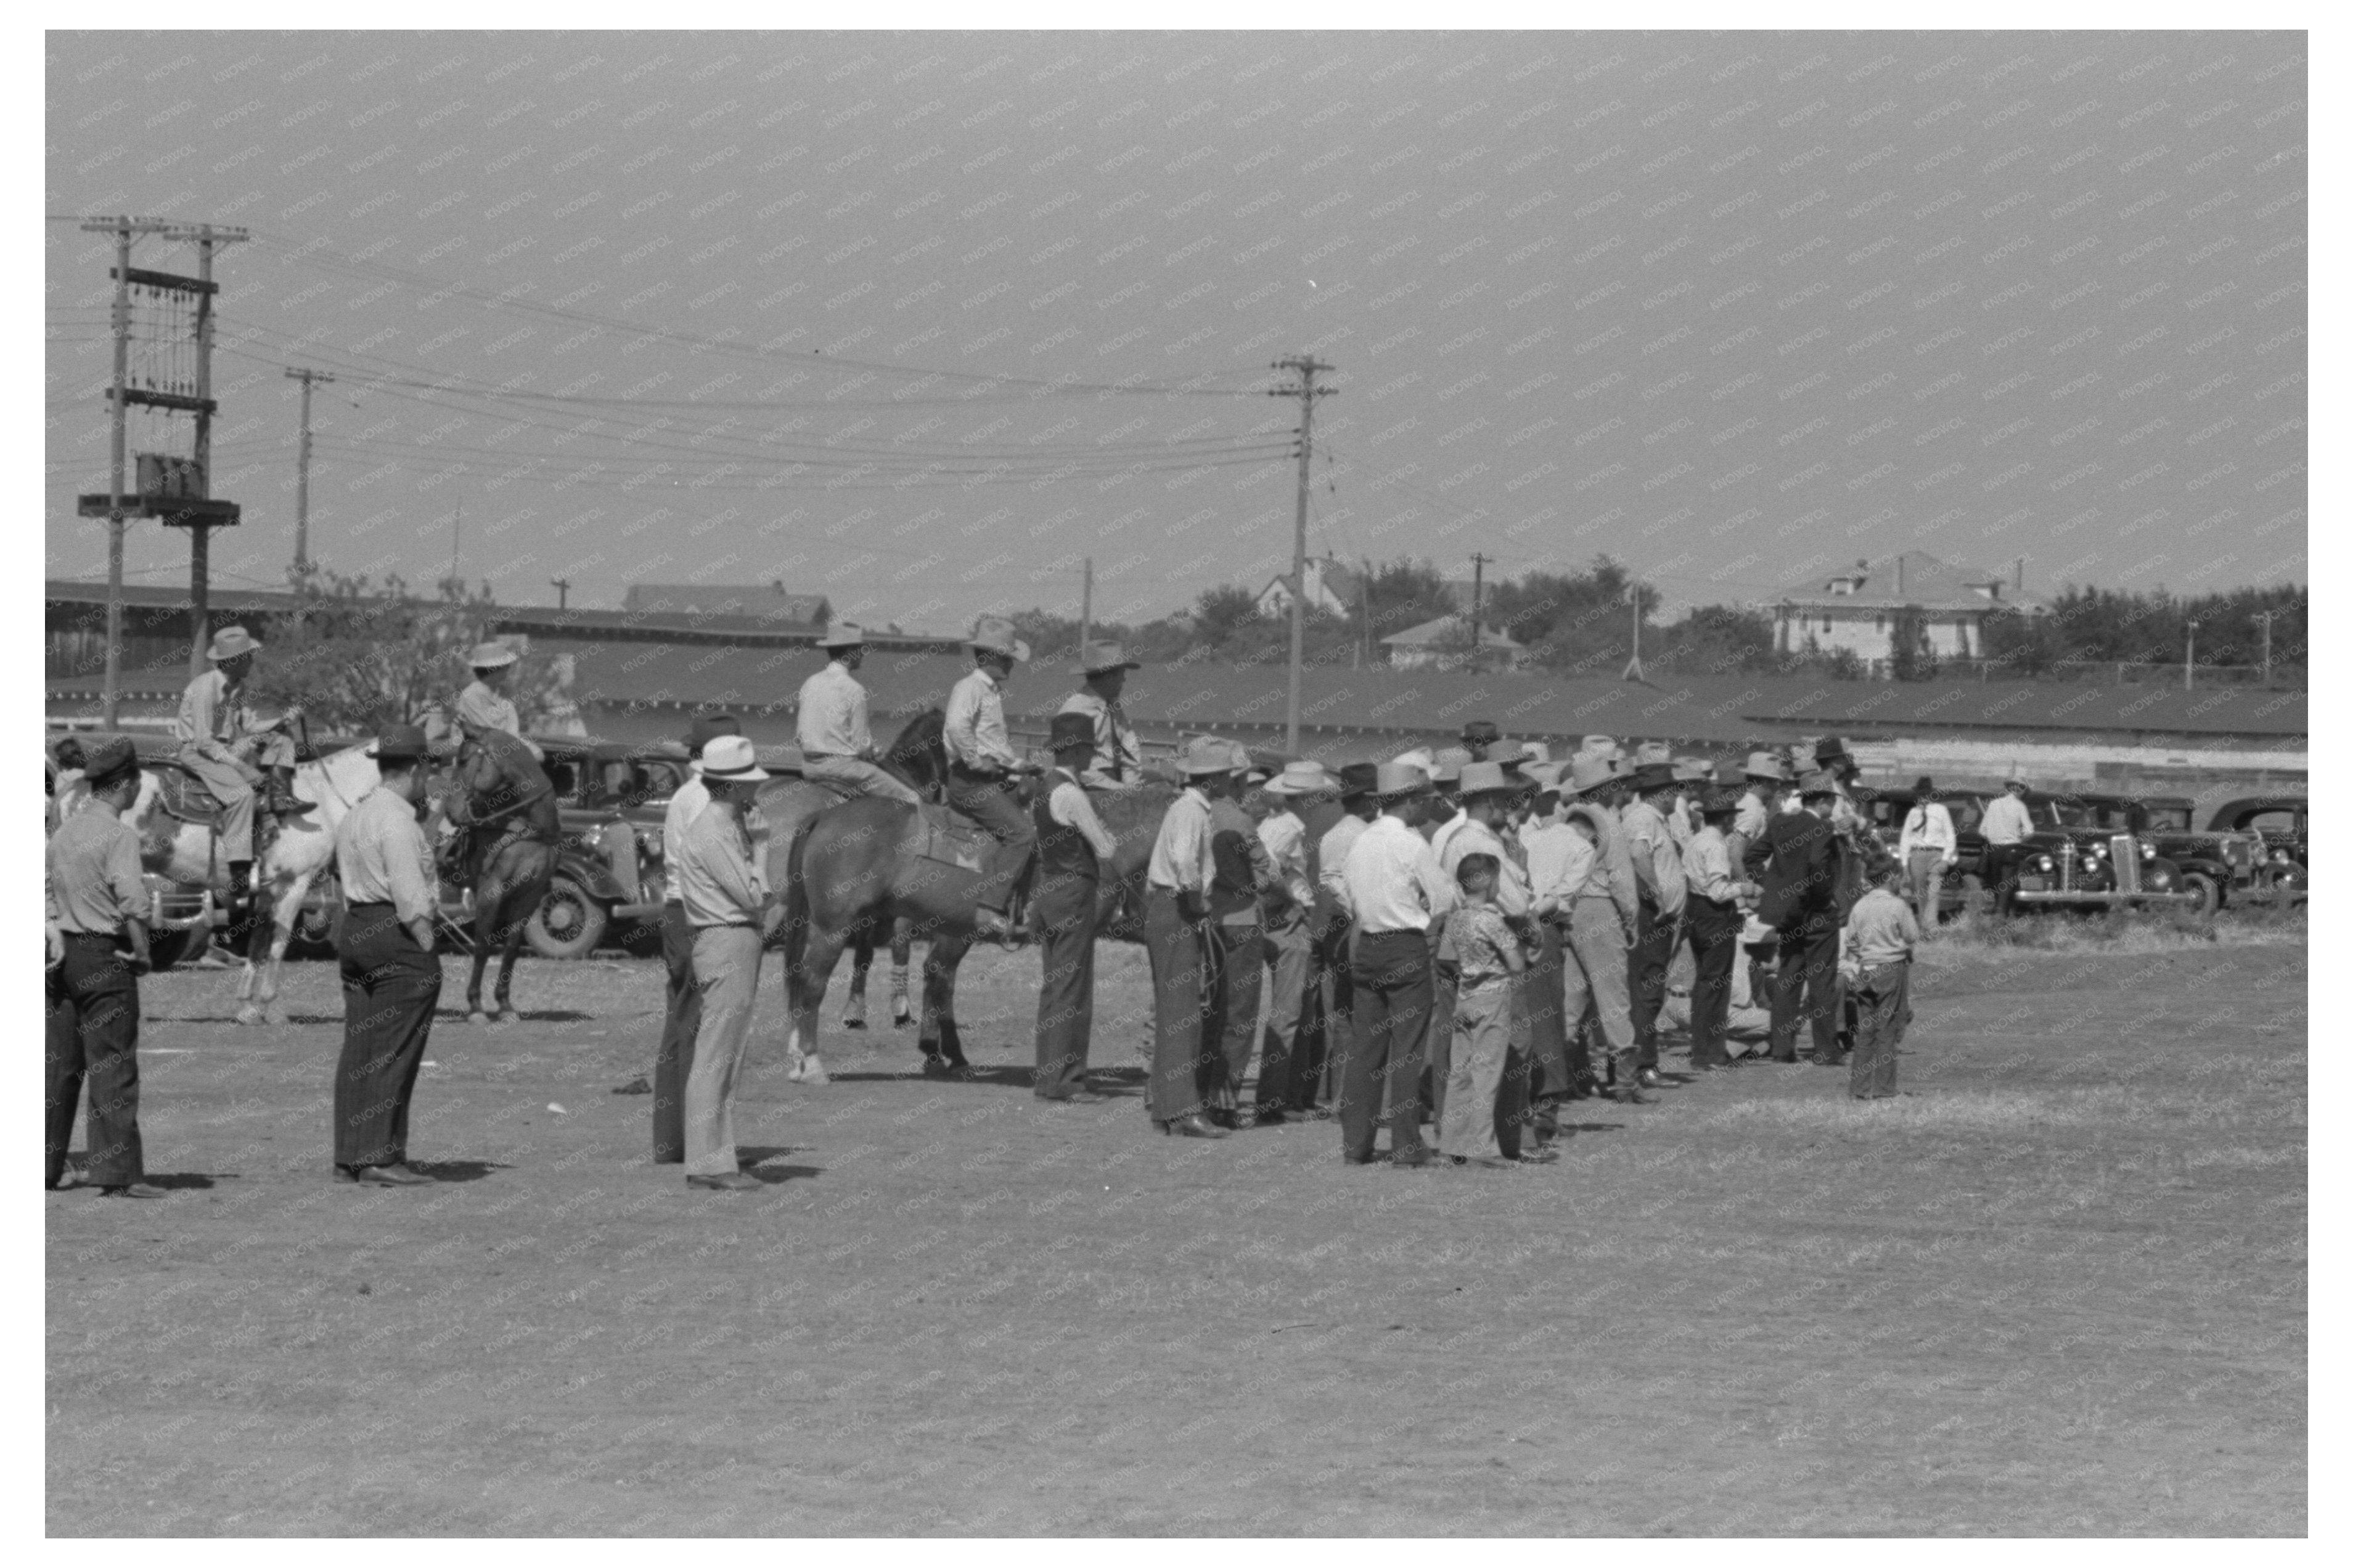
[268,766,315,817]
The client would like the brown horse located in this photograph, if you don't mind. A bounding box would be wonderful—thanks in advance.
[446,729,560,1023]
[766,709,1172,1084]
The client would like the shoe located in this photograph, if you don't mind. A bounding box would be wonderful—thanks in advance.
[1289,1105,1335,1121]
[1614,1084,1655,1106]
[1637,1067,1663,1088]
[96,1182,166,1199]
[687,1171,763,1191]
[354,1163,436,1186]
[1162,1113,1229,1140]
[1206,1106,1242,1131]
[1514,1149,1561,1166]
[1251,1109,1288,1127]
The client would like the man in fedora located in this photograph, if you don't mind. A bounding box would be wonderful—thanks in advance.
[1253,758,1335,1125]
[652,712,741,1162]
[1205,741,1278,1126]
[676,735,784,1190]
[1548,754,1648,1102]
[1142,735,1237,1138]
[1307,761,1381,1116]
[1895,775,1958,936]
[796,623,921,805]
[176,625,311,918]
[1422,747,1474,849]
[1979,772,2037,920]
[46,736,162,1197]
[1733,751,1788,860]
[330,725,443,1186]
[457,642,525,740]
[1060,642,1145,791]
[1033,714,1121,1102]
[1758,770,1854,1066]
[944,616,1041,945]
[1619,759,1687,1087]
[1336,762,1455,1167]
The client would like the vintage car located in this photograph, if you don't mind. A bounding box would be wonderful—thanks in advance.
[2132,795,2302,910]
[1862,786,2201,915]
[518,735,692,958]
[2204,795,2309,894]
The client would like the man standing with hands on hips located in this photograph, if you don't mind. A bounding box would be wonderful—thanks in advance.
[675,735,785,1191]
[330,725,444,1186]
[46,737,160,1197]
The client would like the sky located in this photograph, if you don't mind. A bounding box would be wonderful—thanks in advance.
[45,30,2306,632]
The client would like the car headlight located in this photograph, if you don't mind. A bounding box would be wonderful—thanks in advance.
[2034,854,2055,873]
[2090,841,2110,858]
[2139,842,2156,860]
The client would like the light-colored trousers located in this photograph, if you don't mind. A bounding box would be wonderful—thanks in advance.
[1258,913,1313,1101]
[1559,894,1636,1058]
[1907,849,1947,934]
[684,925,763,1177]
[801,753,922,804]
[1439,979,1513,1159]
[178,736,293,862]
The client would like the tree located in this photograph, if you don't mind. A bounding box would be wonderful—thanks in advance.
[252,568,568,738]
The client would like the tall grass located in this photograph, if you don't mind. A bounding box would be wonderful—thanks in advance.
[1925,902,2306,957]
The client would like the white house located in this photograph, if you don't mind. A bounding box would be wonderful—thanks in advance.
[1254,555,1365,619]
[1382,615,1529,672]
[1772,552,2040,672]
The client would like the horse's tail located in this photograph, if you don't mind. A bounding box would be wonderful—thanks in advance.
[780,811,819,994]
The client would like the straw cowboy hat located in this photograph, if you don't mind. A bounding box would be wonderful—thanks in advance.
[968,616,1031,662]
[1631,740,1673,766]
[1457,761,1516,798]
[1743,749,1790,781]
[1566,754,1619,797]
[467,641,519,670]
[1176,735,1238,777]
[1390,746,1436,774]
[206,626,263,662]
[1373,762,1431,800]
[817,623,865,650]
[1263,759,1336,796]
[1079,641,1140,674]
[699,734,770,783]
[1796,769,1840,800]
[1672,757,1713,785]
[1428,746,1473,786]
[1523,761,1567,797]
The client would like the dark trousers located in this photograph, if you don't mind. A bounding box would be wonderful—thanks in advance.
[1849,961,1910,1098]
[1206,923,1264,1111]
[1685,897,1743,1068]
[1983,843,2026,918]
[334,904,442,1169]
[946,769,1037,915]
[1143,886,1214,1122]
[1032,872,1100,1098]
[1523,920,1572,1103]
[1301,917,1353,1108]
[1343,929,1434,1162]
[46,934,144,1188]
[1769,913,1841,1063]
[653,902,699,1161]
[1629,903,1679,1068]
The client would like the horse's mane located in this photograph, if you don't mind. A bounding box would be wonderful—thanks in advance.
[880,709,949,800]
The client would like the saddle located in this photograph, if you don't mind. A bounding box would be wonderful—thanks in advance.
[913,802,991,872]
[146,761,225,825]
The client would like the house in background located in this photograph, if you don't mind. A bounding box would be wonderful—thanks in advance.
[1253,555,1364,619]
[1382,615,1528,672]
[623,581,832,624]
[1772,552,2040,674]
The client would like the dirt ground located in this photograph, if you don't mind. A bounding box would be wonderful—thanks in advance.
[47,929,2306,1535]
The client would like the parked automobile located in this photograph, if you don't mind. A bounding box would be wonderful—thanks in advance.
[519,735,690,958]
[1862,786,2200,915]
[2129,795,2302,911]
[2204,796,2309,899]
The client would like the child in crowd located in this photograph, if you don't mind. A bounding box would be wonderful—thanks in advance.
[1840,863,1920,1100]
[1438,853,1532,1167]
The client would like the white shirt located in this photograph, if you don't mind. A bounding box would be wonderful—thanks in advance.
[1734,788,1772,843]
[1521,819,1595,916]
[1147,785,1217,894]
[1340,814,1457,933]
[795,660,875,757]
[1980,793,2036,847]
[661,774,711,904]
[1046,774,1119,861]
[1683,824,1740,904]
[1898,801,1958,863]
[1258,809,1315,909]
[1318,814,1370,904]
[943,666,1019,772]
[1439,817,1530,918]
[1619,798,1687,918]
[1428,808,1471,865]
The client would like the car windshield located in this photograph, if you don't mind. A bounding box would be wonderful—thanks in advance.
[2143,806,2193,831]
[2247,810,2302,835]
[2048,800,2136,830]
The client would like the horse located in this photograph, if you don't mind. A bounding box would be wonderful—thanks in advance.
[444,729,562,1023]
[766,709,1173,1085]
[125,741,385,1026]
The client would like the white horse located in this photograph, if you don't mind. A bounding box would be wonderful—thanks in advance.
[126,743,385,1026]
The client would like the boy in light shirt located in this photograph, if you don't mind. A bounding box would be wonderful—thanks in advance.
[1840,864,1920,1101]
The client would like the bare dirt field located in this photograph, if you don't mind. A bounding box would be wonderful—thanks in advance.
[48,928,2306,1535]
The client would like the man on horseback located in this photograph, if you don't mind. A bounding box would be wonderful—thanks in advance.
[176,627,313,924]
[796,623,922,805]
[943,616,1039,947]
[1058,642,1145,791]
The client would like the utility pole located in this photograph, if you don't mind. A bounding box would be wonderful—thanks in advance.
[1079,555,1093,655]
[1622,580,1647,682]
[2255,610,2274,685]
[88,218,147,727]
[550,577,571,610]
[285,367,334,576]
[448,502,463,593]
[1467,552,1491,672]
[1269,354,1335,753]
[2185,619,2200,692]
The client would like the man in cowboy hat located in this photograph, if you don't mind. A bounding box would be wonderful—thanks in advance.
[652,712,742,1162]
[1336,762,1455,1166]
[1514,762,1578,1125]
[1668,758,1713,849]
[330,725,443,1186]
[1619,759,1687,1087]
[1253,758,1336,1125]
[1733,750,1788,859]
[1547,753,1648,1103]
[1423,747,1475,852]
[1895,775,1959,936]
[1460,719,1503,759]
[796,623,922,805]
[176,625,311,915]
[1059,642,1145,791]
[1033,713,1121,1103]
[676,735,784,1191]
[456,642,525,738]
[1434,760,1537,1148]
[1142,735,1238,1139]
[1979,772,2037,919]
[46,736,162,1197]
[944,615,1040,945]
[1757,769,1854,1066]
[1682,788,1759,1071]
[1307,761,1382,1115]
[1204,740,1279,1127]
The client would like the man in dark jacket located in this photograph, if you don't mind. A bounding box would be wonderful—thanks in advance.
[1758,770,1854,1066]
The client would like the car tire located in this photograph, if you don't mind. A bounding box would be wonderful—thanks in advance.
[2180,870,2222,918]
[524,873,609,960]
[147,925,210,973]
